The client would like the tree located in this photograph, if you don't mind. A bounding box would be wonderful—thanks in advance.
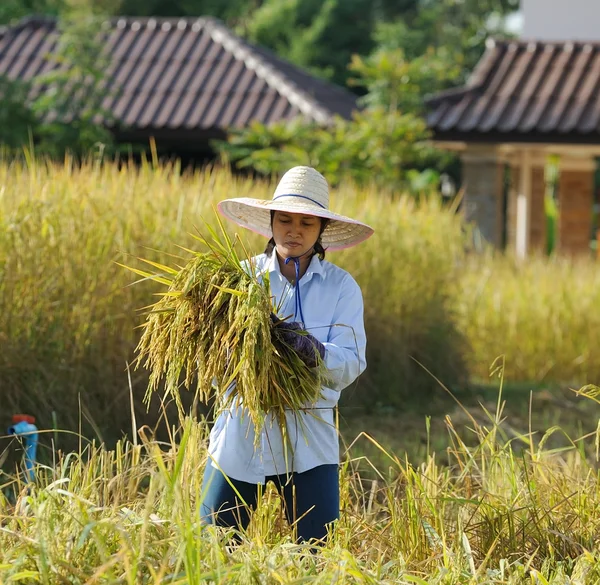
[243,0,375,85]
[96,0,260,25]
[0,0,63,24]
[214,107,440,192]
[348,46,462,114]
[374,0,520,75]
[0,76,38,150]
[30,12,115,156]
[243,0,518,90]
[347,1,519,115]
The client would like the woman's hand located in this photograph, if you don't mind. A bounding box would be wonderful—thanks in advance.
[271,314,325,368]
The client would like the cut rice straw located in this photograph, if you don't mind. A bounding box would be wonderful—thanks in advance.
[123,211,326,445]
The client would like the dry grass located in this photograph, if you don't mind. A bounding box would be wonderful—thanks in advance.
[2,387,600,583]
[1,156,600,440]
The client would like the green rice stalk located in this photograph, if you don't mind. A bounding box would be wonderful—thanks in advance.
[124,214,326,443]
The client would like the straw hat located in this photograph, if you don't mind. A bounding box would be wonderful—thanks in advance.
[217,166,374,251]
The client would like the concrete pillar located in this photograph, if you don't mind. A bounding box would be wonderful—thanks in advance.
[506,165,519,253]
[506,151,546,256]
[515,150,532,259]
[461,149,503,247]
[529,166,547,254]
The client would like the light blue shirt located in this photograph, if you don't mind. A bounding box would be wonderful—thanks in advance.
[207,252,367,483]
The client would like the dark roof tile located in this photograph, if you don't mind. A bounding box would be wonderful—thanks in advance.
[0,15,356,132]
[427,38,600,142]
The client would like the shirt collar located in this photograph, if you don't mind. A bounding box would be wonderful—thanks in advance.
[304,254,326,281]
[260,251,326,281]
[264,251,279,275]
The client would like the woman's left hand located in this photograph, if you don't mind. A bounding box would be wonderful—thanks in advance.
[272,317,325,368]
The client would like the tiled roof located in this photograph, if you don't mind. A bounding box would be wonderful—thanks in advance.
[426,38,600,143]
[0,16,357,131]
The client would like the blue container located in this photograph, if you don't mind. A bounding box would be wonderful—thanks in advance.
[8,415,38,483]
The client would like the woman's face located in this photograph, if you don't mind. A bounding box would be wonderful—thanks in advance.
[272,211,322,259]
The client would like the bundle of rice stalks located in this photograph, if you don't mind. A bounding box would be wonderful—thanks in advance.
[123,217,325,440]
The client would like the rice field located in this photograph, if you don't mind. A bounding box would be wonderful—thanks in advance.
[2,157,600,582]
[3,157,600,436]
[2,395,600,584]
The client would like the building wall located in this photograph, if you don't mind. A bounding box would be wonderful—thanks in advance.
[462,155,503,246]
[558,170,593,255]
[522,0,600,41]
[461,147,596,256]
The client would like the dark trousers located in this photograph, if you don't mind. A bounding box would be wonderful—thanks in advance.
[200,463,339,542]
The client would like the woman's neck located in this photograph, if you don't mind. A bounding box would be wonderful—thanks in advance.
[276,249,313,283]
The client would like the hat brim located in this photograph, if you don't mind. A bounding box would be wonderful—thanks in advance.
[217,198,374,251]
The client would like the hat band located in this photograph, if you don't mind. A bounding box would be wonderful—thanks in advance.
[272,194,326,209]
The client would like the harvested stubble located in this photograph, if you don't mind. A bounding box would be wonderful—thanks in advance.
[129,225,325,440]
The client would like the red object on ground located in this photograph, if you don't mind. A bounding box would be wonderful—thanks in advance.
[12,414,36,424]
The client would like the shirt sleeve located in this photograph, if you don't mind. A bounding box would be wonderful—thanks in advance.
[321,274,367,391]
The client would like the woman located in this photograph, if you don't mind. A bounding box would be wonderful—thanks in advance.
[201,166,374,543]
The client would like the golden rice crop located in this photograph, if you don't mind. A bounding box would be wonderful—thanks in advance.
[126,217,326,440]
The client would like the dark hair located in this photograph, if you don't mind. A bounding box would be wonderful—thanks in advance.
[264,210,329,259]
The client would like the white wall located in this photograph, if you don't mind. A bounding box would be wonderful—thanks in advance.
[522,0,600,41]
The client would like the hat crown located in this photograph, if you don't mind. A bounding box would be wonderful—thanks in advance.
[272,166,330,210]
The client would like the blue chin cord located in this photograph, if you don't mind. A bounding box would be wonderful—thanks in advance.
[284,255,306,327]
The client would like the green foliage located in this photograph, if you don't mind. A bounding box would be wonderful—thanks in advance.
[378,0,519,72]
[30,16,114,156]
[0,10,115,156]
[371,0,419,22]
[102,0,258,23]
[214,30,461,192]
[0,0,63,24]
[348,46,462,113]
[243,0,374,84]
[216,0,508,189]
[351,0,517,114]
[0,76,38,150]
[242,0,518,89]
[215,108,437,192]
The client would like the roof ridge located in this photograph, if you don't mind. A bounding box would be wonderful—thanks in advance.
[7,14,219,33]
[492,37,600,48]
[203,18,333,124]
[107,15,219,25]
[424,85,474,106]
[7,14,57,32]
